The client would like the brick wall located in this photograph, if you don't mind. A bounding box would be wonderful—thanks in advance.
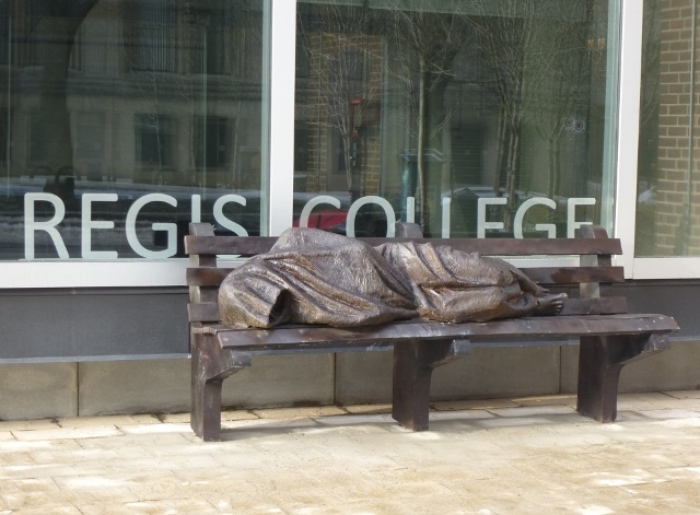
[653,0,696,254]
[301,33,383,198]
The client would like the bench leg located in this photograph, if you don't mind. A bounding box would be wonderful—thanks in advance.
[392,339,471,431]
[577,333,669,422]
[191,336,251,441]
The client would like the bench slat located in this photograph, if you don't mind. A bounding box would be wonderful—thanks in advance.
[559,296,628,315]
[214,314,678,351]
[363,237,622,256]
[185,236,278,257]
[523,266,624,284]
[185,235,622,258]
[187,268,232,287]
[187,265,625,287]
[188,303,221,323]
[190,295,629,325]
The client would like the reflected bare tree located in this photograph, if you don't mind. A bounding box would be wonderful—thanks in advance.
[469,0,595,231]
[30,0,98,183]
[297,2,382,200]
[527,1,592,200]
[387,6,470,231]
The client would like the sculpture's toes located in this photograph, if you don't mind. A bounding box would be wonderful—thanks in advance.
[536,292,568,316]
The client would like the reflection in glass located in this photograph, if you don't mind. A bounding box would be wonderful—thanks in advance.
[0,0,266,260]
[295,0,613,238]
[636,0,697,257]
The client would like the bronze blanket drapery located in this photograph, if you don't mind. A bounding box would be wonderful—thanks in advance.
[218,228,550,329]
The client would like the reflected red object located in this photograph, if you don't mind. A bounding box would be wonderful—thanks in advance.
[293,211,348,229]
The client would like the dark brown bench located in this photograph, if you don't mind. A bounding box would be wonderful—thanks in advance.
[185,222,679,441]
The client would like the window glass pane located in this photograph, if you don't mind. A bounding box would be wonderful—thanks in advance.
[636,0,696,256]
[0,0,266,260]
[295,0,616,238]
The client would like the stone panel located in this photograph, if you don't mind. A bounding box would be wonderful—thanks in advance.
[78,354,335,416]
[431,346,561,400]
[79,359,190,416]
[221,353,335,409]
[0,363,78,420]
[335,346,561,405]
[335,352,393,405]
[560,341,700,394]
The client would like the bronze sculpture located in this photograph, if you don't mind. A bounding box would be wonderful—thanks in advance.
[218,228,567,329]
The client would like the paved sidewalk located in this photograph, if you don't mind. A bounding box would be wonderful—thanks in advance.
[2,391,700,514]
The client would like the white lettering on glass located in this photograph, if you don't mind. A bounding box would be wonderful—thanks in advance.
[442,197,451,238]
[191,194,201,224]
[514,197,557,239]
[19,192,600,260]
[346,196,396,237]
[567,198,596,238]
[213,194,248,236]
[126,194,178,259]
[81,193,119,259]
[24,193,69,259]
[406,196,416,224]
[477,197,508,238]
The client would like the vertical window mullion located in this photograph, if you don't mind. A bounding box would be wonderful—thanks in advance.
[266,0,297,236]
[615,0,644,277]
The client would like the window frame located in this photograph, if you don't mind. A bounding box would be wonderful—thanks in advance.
[1,0,674,288]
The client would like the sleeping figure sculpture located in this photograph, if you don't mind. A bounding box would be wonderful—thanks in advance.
[218,228,567,329]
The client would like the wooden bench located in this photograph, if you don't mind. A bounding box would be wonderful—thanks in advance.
[186,222,679,441]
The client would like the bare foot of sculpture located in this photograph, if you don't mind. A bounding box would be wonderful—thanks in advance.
[534,292,568,316]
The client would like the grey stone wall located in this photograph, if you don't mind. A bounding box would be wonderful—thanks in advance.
[1,282,699,421]
[1,342,699,421]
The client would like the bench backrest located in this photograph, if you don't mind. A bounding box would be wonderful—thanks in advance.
[185,223,625,328]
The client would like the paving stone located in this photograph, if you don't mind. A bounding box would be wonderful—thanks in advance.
[314,412,395,427]
[342,403,391,414]
[429,409,495,421]
[474,415,556,429]
[0,477,61,494]
[252,406,347,420]
[612,410,650,422]
[158,412,190,423]
[30,447,122,467]
[617,392,684,410]
[486,405,578,418]
[2,392,700,513]
[511,393,578,407]
[56,416,143,429]
[0,451,35,466]
[220,409,259,422]
[118,422,191,435]
[52,476,142,504]
[639,409,700,420]
[124,414,163,425]
[635,396,700,411]
[2,490,99,511]
[218,418,320,442]
[432,398,520,411]
[11,426,122,441]
[0,420,59,432]
[663,389,700,399]
[618,478,700,506]
[2,505,82,515]
[0,439,83,458]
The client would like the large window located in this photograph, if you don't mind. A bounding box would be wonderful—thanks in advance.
[294,0,618,238]
[126,0,177,72]
[135,113,175,169]
[636,0,699,257]
[0,0,267,260]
